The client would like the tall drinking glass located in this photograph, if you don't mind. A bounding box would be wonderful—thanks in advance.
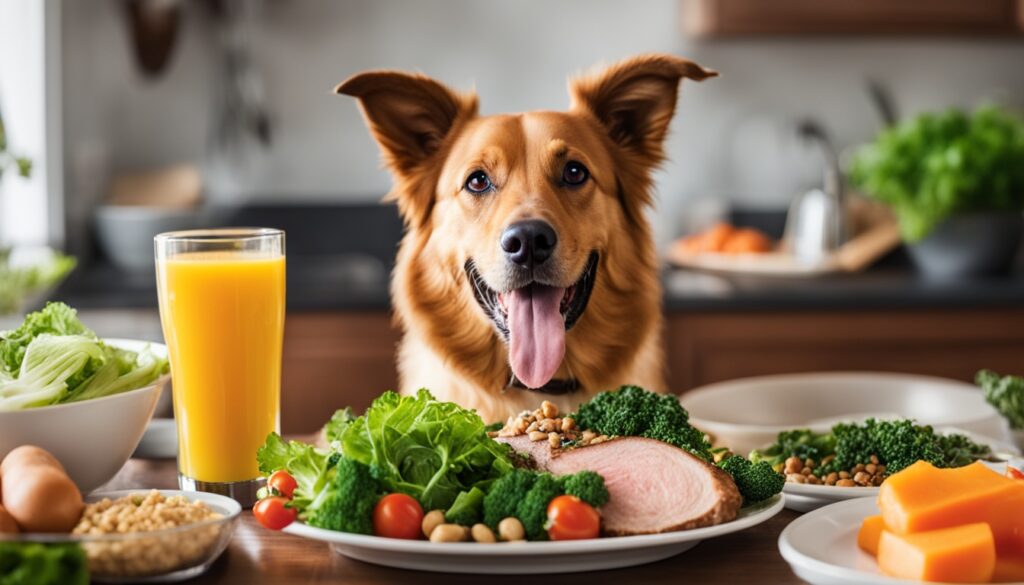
[155,228,285,506]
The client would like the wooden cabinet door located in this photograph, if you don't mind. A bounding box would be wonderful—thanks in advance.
[682,0,1024,36]
[667,309,1024,392]
[281,312,399,433]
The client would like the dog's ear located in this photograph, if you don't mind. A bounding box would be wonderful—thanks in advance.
[336,72,477,226]
[569,54,716,162]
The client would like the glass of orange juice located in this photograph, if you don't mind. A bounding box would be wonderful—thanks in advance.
[155,228,285,506]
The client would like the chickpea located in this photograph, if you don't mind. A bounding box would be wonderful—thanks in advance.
[528,431,548,442]
[865,463,877,475]
[838,471,851,480]
[429,524,469,543]
[422,510,445,538]
[870,455,880,465]
[786,473,807,484]
[825,472,839,485]
[806,475,821,485]
[541,400,558,419]
[854,471,872,485]
[803,459,815,470]
[784,456,803,475]
[498,517,526,542]
[836,479,856,487]
[471,524,496,543]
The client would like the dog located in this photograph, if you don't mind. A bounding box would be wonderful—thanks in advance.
[336,54,716,422]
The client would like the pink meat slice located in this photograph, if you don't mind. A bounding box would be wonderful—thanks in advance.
[497,436,742,535]
[506,285,565,389]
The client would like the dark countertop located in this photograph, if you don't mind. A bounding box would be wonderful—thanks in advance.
[53,202,1024,313]
[51,258,1024,313]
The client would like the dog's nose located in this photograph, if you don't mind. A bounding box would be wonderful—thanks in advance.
[501,220,558,267]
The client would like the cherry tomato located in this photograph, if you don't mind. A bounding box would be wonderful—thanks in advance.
[1008,466,1024,480]
[268,470,298,499]
[254,496,297,530]
[546,495,600,541]
[373,493,424,539]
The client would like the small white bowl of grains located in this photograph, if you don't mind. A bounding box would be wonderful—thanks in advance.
[0,489,241,583]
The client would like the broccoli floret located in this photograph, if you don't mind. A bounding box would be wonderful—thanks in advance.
[445,487,485,526]
[937,432,993,468]
[306,457,382,534]
[718,455,784,505]
[557,471,609,508]
[978,370,1024,430]
[482,469,537,529]
[572,386,712,459]
[515,473,562,541]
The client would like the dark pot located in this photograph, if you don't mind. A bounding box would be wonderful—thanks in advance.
[907,211,1023,279]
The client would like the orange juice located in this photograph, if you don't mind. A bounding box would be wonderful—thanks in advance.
[157,252,285,483]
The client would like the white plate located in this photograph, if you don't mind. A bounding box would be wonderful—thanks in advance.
[667,249,840,278]
[781,435,1020,513]
[683,372,1012,457]
[284,494,785,574]
[779,497,898,585]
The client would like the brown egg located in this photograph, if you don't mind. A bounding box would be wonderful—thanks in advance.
[0,504,18,533]
[1,445,64,477]
[3,465,83,533]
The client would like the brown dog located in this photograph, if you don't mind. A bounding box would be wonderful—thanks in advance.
[337,54,716,422]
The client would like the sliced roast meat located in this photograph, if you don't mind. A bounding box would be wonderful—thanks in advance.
[497,435,742,536]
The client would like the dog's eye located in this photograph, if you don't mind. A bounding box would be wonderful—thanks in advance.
[562,161,589,186]
[465,171,493,194]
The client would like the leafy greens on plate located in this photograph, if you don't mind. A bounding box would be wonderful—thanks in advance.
[0,302,168,411]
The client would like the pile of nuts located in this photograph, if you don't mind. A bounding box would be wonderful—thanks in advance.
[493,400,609,450]
[784,455,887,487]
[420,510,525,544]
[73,490,227,578]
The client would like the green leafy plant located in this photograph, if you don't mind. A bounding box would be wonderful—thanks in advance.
[0,102,31,180]
[850,105,1024,241]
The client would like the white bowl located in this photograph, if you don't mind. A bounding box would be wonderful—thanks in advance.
[94,206,203,271]
[681,372,1011,455]
[0,339,168,493]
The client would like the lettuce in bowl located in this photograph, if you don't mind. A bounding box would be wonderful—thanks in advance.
[0,302,168,411]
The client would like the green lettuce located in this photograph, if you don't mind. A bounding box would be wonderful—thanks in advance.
[0,302,168,411]
[334,389,515,510]
[257,432,339,511]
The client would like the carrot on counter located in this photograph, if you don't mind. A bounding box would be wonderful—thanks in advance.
[857,515,885,556]
[878,461,1024,552]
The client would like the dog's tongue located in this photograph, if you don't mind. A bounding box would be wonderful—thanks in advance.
[507,285,565,389]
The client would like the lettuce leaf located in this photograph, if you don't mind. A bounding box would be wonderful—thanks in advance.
[0,302,168,410]
[337,389,514,510]
[256,432,339,511]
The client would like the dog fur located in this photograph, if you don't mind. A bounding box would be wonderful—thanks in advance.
[337,54,715,422]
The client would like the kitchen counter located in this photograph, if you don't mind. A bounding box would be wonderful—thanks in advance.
[52,259,1024,313]
[107,456,803,584]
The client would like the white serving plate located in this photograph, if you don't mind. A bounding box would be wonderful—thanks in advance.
[780,434,1020,513]
[779,497,898,585]
[682,372,1012,456]
[0,338,168,493]
[667,249,840,278]
[284,494,784,574]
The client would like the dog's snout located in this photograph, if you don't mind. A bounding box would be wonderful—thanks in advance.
[501,220,558,267]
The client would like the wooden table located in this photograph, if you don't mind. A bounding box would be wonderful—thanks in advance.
[107,458,804,584]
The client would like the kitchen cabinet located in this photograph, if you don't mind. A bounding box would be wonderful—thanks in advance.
[666,308,1024,390]
[278,307,1024,433]
[281,312,400,433]
[681,0,1024,37]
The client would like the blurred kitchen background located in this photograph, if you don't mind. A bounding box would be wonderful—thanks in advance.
[2,0,1024,432]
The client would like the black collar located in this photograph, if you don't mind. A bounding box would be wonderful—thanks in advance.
[509,377,580,395]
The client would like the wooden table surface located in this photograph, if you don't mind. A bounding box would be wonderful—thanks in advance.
[107,458,804,584]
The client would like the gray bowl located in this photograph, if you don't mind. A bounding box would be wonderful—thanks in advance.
[907,211,1023,279]
[94,206,204,272]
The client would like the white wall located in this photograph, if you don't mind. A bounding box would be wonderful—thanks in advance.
[0,0,60,247]
[61,0,1024,252]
